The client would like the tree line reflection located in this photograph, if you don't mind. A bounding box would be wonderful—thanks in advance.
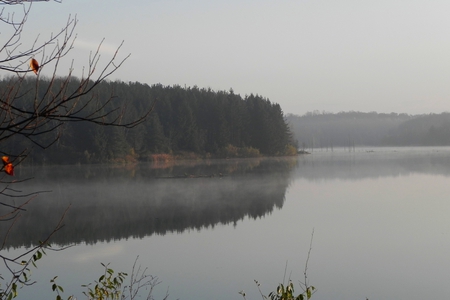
[1,158,297,249]
[5,148,448,249]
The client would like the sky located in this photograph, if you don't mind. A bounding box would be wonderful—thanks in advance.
[14,0,450,116]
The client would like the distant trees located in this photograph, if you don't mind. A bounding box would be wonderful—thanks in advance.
[287,111,412,149]
[288,111,450,149]
[382,113,450,145]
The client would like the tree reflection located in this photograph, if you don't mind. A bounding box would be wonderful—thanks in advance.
[0,158,297,248]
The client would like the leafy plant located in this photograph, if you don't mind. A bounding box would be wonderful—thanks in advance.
[240,280,315,300]
[0,207,70,300]
[82,263,127,300]
[48,257,169,300]
[240,230,316,300]
[268,281,315,300]
[50,276,73,300]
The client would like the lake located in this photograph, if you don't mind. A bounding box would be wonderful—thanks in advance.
[3,147,450,300]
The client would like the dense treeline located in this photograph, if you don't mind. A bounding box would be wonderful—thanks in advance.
[287,111,450,149]
[1,78,296,164]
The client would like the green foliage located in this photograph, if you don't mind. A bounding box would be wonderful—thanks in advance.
[50,276,73,300]
[0,243,50,300]
[240,231,316,300]
[82,263,127,300]
[268,282,315,300]
[48,258,166,300]
[239,280,315,300]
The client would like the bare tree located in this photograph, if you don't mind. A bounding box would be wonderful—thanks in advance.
[0,1,153,299]
[0,0,152,202]
[0,6,150,149]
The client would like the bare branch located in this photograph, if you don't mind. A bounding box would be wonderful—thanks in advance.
[0,1,154,297]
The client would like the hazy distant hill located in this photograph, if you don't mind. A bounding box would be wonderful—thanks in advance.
[382,113,450,145]
[287,111,450,149]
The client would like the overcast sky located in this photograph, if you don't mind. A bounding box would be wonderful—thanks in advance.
[21,0,450,116]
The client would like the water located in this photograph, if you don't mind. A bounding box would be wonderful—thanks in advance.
[3,147,450,299]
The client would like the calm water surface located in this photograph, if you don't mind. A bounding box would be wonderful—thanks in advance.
[4,147,450,300]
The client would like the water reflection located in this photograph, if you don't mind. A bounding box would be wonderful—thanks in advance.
[295,147,450,180]
[4,148,450,300]
[1,158,297,248]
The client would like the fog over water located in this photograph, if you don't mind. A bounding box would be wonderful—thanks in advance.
[2,158,294,248]
[5,148,450,300]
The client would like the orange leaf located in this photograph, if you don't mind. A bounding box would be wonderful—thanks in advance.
[30,58,39,75]
[4,163,13,176]
[2,156,9,165]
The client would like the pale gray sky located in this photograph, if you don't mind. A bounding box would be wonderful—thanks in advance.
[21,0,450,115]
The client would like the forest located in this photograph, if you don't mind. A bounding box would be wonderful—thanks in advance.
[287,111,450,149]
[1,77,296,164]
